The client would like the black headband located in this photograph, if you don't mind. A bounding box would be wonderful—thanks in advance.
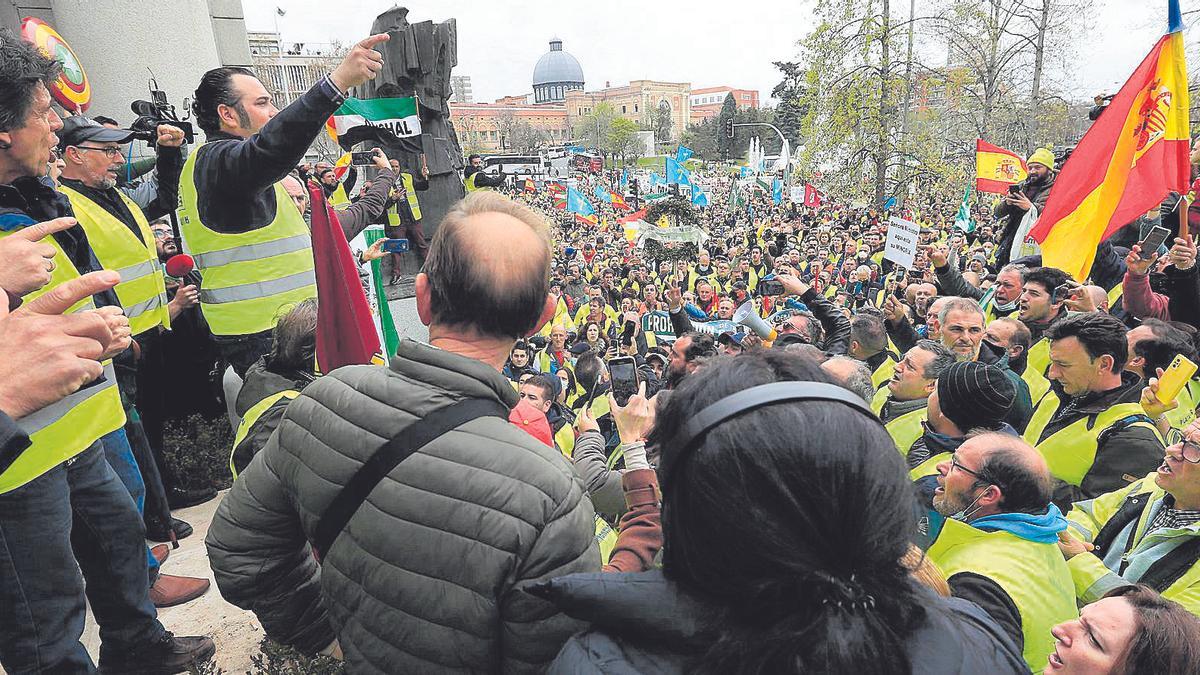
[669,382,884,476]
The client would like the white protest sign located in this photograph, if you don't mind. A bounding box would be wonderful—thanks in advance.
[789,186,805,203]
[884,216,920,269]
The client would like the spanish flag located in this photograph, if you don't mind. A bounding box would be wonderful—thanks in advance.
[975,140,1028,194]
[1031,0,1190,281]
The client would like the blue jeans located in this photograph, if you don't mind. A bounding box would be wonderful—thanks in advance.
[100,428,160,581]
[0,442,165,673]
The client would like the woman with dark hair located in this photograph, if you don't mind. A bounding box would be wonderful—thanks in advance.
[1045,585,1200,674]
[577,320,607,354]
[533,351,1027,674]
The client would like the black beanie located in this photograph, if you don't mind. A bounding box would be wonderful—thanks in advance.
[937,361,1016,432]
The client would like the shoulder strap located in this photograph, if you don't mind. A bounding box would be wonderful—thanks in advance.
[311,397,508,560]
[1091,484,1151,559]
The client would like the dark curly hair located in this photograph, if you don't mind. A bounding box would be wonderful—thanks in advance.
[0,29,62,132]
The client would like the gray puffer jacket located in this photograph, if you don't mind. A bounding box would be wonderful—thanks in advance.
[206,339,601,673]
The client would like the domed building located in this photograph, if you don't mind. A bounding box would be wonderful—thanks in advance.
[532,38,584,104]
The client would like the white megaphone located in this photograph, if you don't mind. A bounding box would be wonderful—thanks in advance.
[733,301,777,342]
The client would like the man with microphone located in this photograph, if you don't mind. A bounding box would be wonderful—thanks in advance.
[182,33,390,377]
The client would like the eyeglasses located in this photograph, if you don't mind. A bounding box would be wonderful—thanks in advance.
[74,145,123,158]
[1167,440,1200,464]
[949,455,1003,490]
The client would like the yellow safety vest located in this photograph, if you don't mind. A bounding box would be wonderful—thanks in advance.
[178,145,317,337]
[1022,338,1052,403]
[0,228,125,494]
[229,389,299,479]
[330,182,351,211]
[465,171,492,192]
[1167,379,1197,431]
[1024,390,1161,488]
[385,173,423,224]
[871,353,898,389]
[59,185,170,336]
[1107,283,1123,310]
[910,450,950,482]
[554,423,576,457]
[929,518,1078,672]
[872,388,929,456]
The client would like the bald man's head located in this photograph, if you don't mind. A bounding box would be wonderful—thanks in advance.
[281,174,308,216]
[1084,285,1109,312]
[961,432,1052,514]
[421,191,552,339]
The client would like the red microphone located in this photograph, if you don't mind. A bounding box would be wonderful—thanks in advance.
[164,254,195,280]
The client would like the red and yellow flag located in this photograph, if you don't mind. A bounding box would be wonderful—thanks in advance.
[975,140,1028,194]
[1031,1,1190,281]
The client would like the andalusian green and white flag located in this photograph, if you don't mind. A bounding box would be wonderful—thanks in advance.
[954,186,975,233]
[325,96,421,149]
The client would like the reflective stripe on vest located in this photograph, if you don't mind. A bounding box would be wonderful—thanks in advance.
[1022,338,1052,403]
[928,518,1078,671]
[1025,390,1160,487]
[0,229,125,494]
[1167,380,1197,430]
[401,173,421,220]
[59,185,170,335]
[178,144,317,336]
[386,204,401,227]
[230,389,299,478]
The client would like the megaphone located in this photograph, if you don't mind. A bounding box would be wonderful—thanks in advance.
[733,301,777,342]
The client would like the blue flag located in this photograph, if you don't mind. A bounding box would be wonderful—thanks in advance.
[883,196,897,210]
[739,166,753,178]
[772,179,783,205]
[566,187,597,222]
[593,184,612,203]
[676,145,694,164]
[692,185,709,207]
[620,167,629,189]
[665,156,691,185]
[649,171,665,190]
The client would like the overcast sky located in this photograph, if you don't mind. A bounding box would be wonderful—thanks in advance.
[244,1,1189,107]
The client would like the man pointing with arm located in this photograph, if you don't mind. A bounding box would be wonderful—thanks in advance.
[181,34,389,376]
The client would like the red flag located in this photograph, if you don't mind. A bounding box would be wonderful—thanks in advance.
[308,182,382,372]
[804,184,823,208]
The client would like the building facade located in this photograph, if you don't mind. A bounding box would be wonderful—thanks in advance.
[565,80,691,143]
[449,101,569,153]
[449,74,473,103]
[689,85,759,123]
[2,0,251,130]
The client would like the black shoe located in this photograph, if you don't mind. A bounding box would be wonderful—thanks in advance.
[167,485,217,510]
[99,631,216,674]
[146,517,193,544]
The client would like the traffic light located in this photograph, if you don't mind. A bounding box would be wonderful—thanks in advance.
[724,119,734,138]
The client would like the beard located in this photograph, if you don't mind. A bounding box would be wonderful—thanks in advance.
[665,363,687,389]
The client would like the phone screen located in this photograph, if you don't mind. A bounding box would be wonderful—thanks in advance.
[1140,225,1172,256]
[609,357,639,406]
[351,151,376,166]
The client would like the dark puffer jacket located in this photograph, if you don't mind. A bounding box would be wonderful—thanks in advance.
[531,570,1028,674]
[206,339,601,673]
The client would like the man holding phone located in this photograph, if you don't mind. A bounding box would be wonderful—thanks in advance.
[994,148,1057,268]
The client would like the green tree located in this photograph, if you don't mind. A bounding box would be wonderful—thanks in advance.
[608,117,642,164]
[574,102,618,160]
[715,93,736,160]
[682,118,719,160]
[771,61,808,145]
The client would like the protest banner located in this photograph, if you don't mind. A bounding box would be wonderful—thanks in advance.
[884,216,921,269]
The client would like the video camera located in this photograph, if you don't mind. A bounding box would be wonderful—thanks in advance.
[128,76,194,146]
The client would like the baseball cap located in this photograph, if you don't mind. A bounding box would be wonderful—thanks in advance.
[58,116,135,151]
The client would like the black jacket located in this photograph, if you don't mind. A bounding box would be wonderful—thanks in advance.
[800,286,851,354]
[994,172,1056,268]
[229,357,313,476]
[1036,371,1165,508]
[189,77,345,234]
[532,570,1028,674]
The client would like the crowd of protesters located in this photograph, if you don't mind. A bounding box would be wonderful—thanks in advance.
[6,20,1200,675]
